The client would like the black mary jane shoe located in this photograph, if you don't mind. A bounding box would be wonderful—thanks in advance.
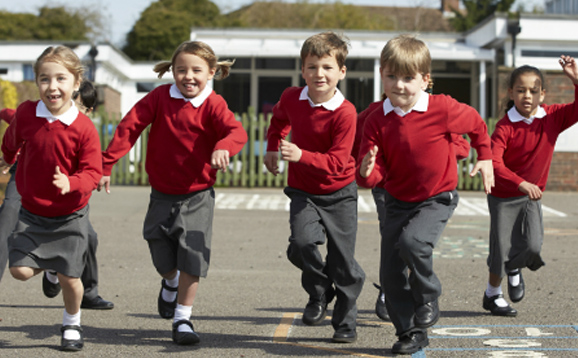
[172,320,200,345]
[482,292,517,317]
[60,325,84,352]
[81,296,115,310]
[158,279,178,319]
[43,272,61,298]
[507,270,525,303]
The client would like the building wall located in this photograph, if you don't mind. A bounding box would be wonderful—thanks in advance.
[97,84,121,115]
[497,66,578,191]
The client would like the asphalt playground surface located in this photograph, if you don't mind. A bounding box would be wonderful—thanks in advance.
[1,186,578,357]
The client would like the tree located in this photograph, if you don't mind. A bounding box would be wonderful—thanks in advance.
[122,0,223,61]
[0,6,106,42]
[450,0,516,31]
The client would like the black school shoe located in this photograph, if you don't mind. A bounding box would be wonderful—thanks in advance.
[158,279,178,319]
[60,325,84,352]
[391,331,429,355]
[81,296,115,310]
[332,329,357,343]
[172,320,200,345]
[373,283,390,321]
[482,292,517,317]
[414,299,439,328]
[507,270,525,303]
[302,286,335,326]
[42,272,61,298]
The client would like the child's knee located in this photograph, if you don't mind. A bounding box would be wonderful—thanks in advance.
[10,266,34,281]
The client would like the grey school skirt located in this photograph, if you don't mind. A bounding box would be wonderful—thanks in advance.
[8,205,90,278]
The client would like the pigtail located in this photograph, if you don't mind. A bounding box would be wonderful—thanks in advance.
[153,61,172,79]
[214,59,235,80]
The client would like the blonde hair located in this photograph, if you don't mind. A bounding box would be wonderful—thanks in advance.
[301,31,349,69]
[153,41,235,80]
[380,34,431,78]
[34,46,85,82]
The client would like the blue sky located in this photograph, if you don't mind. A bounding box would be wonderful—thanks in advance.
[0,0,546,46]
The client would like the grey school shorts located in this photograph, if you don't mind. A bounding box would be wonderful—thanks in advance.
[143,187,215,278]
[9,205,90,278]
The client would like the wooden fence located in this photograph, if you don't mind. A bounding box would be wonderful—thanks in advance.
[99,107,497,191]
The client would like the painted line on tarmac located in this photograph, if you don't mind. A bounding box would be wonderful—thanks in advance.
[272,313,394,357]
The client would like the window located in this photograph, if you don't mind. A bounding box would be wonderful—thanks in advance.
[255,58,295,70]
[0,68,7,75]
[23,64,34,81]
[136,82,156,93]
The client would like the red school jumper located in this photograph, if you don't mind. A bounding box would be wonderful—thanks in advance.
[1,101,102,217]
[491,85,578,198]
[266,87,357,195]
[102,84,247,195]
[356,94,492,202]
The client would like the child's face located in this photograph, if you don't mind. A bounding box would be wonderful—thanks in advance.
[301,53,346,104]
[173,52,216,99]
[508,73,545,118]
[36,61,80,116]
[380,65,429,112]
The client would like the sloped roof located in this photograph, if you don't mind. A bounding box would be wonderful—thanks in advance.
[224,2,455,32]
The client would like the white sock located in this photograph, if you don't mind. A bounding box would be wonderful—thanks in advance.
[46,271,59,284]
[162,271,179,302]
[173,304,193,333]
[62,309,81,340]
[486,284,508,307]
[508,269,520,287]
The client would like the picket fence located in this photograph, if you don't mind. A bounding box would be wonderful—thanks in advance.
[99,108,497,191]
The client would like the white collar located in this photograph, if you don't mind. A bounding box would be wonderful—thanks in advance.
[507,105,547,125]
[383,90,429,117]
[299,86,344,111]
[170,83,212,108]
[36,100,79,126]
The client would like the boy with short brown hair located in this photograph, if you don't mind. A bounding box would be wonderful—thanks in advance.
[264,31,365,343]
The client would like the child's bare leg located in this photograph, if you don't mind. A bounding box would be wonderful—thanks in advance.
[9,266,42,281]
[59,274,83,315]
[172,271,200,345]
[489,272,501,288]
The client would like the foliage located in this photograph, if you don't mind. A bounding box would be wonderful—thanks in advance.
[0,6,91,41]
[450,0,516,31]
[122,0,223,61]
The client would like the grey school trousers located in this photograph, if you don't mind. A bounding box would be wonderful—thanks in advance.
[0,162,102,301]
[487,194,545,277]
[378,188,458,337]
[284,182,365,332]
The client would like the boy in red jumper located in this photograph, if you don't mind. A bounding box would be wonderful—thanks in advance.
[482,57,578,317]
[264,31,365,343]
[98,41,247,345]
[356,34,494,355]
[0,46,102,351]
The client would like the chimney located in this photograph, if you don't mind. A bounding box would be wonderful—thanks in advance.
[441,0,460,13]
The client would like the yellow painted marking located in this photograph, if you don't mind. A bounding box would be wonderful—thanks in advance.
[272,313,394,357]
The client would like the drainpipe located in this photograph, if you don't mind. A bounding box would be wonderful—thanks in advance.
[507,19,521,68]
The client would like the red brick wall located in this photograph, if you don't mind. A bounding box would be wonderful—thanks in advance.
[497,67,578,191]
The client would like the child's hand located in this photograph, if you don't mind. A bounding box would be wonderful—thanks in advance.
[211,149,230,172]
[98,176,111,194]
[559,55,578,85]
[518,181,542,200]
[0,157,12,175]
[470,159,494,194]
[359,145,378,178]
[52,166,70,195]
[264,151,280,176]
[279,139,302,163]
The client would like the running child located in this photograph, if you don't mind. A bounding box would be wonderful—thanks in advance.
[356,34,494,355]
[0,46,103,352]
[0,82,114,310]
[264,31,365,343]
[482,56,578,316]
[98,41,247,345]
